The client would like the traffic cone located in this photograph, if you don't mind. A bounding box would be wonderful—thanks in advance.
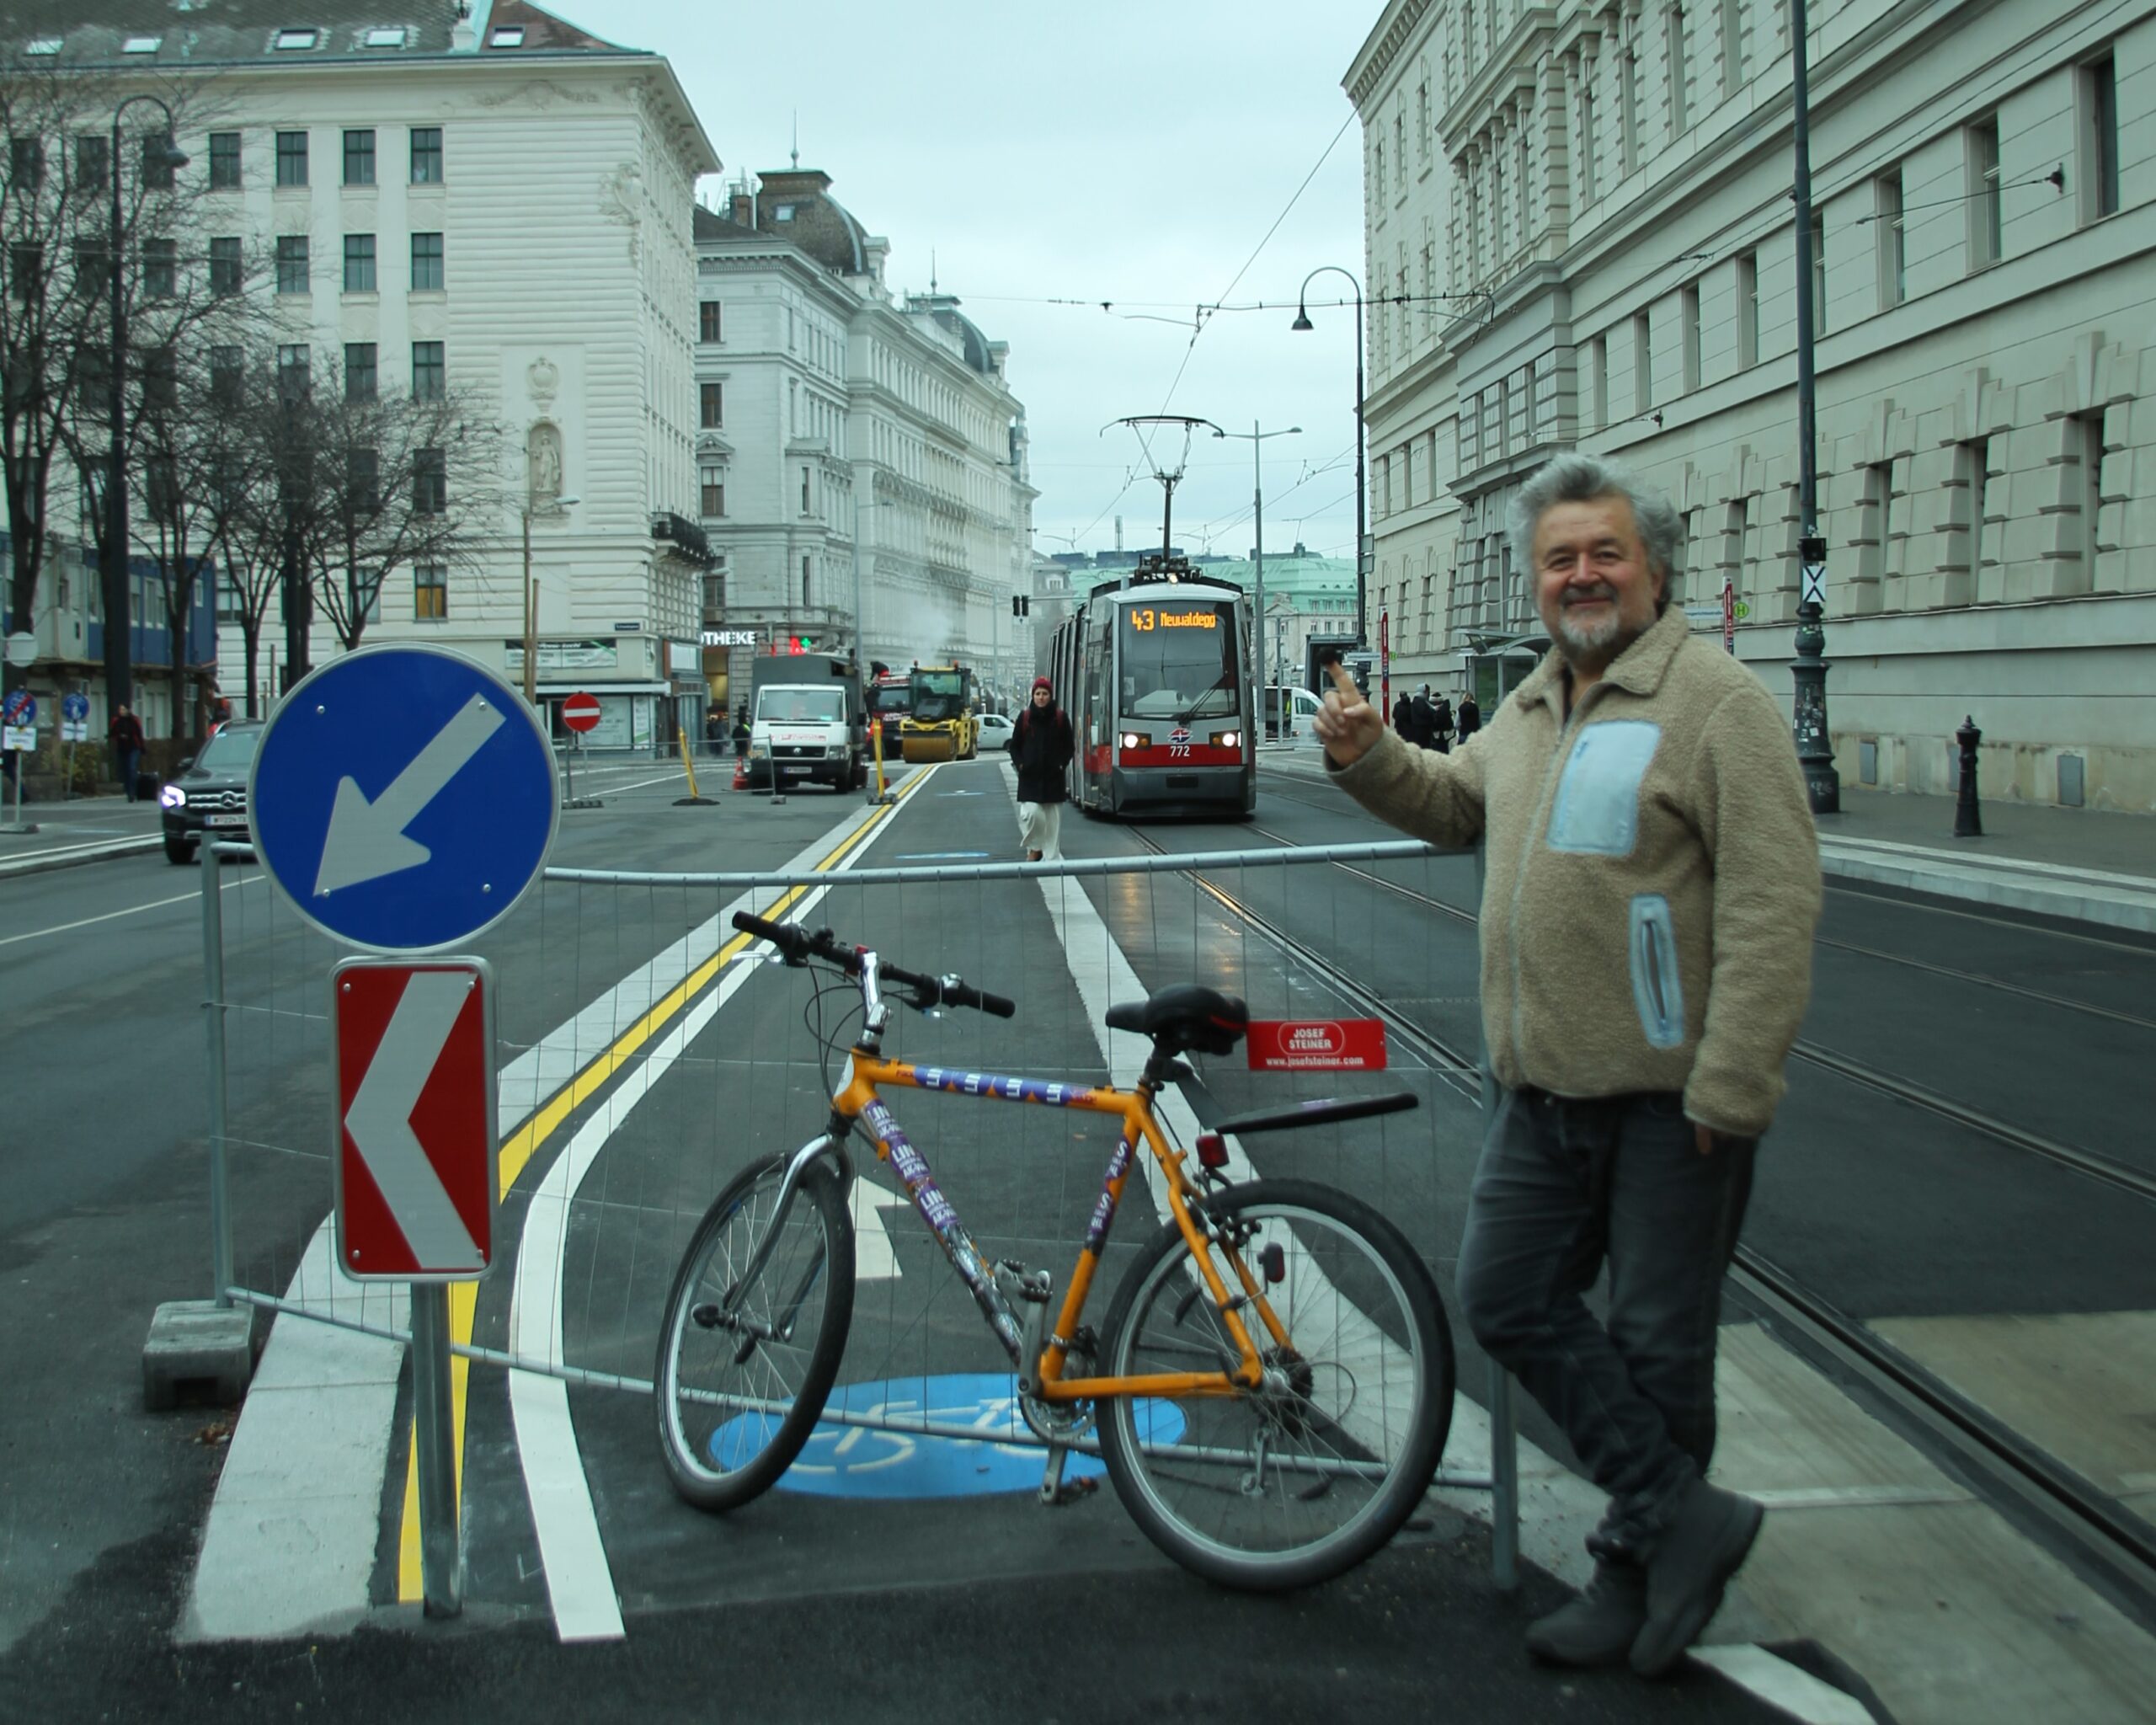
[730,754,748,791]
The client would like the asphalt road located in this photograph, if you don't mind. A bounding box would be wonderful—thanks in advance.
[6,744,2140,1720]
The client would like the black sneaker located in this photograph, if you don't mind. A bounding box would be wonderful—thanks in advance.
[1524,1561,1647,1667]
[1630,1481,1764,1678]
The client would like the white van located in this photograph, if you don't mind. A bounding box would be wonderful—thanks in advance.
[1261,685,1324,740]
[747,683,861,791]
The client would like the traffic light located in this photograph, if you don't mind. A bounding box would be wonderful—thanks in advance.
[1011,595,1030,618]
[787,634,814,655]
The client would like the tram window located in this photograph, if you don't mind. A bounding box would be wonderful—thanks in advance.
[1119,601,1235,720]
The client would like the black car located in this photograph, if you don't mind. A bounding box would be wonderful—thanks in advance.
[158,722,263,864]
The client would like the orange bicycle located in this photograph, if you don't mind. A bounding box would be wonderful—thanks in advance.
[654,910,1454,1589]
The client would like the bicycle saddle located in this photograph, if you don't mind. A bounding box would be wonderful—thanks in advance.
[1105,985,1249,1055]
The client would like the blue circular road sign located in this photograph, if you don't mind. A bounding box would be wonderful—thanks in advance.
[61,692,88,722]
[3,689,35,725]
[249,645,558,952]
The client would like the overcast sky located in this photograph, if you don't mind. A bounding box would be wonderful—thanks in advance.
[589,0,1381,564]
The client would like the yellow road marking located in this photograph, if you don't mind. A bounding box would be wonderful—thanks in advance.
[395,768,935,1599]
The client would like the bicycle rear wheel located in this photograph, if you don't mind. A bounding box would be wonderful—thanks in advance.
[1096,1178,1452,1590]
[654,1155,855,1512]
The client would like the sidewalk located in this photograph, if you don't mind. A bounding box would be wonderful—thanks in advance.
[0,793,165,878]
[1817,788,2156,932]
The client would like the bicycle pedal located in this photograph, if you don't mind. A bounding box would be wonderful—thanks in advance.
[1049,1475,1099,1507]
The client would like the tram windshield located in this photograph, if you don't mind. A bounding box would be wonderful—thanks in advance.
[1119,601,1236,720]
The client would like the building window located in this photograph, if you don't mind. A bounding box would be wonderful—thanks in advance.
[275,234,308,294]
[1876,171,1904,308]
[1417,65,1431,164]
[1680,284,1700,391]
[344,342,376,402]
[1374,139,1386,206]
[1810,211,1827,335]
[1667,6,1689,134]
[275,28,318,51]
[700,382,723,428]
[2083,55,2119,222]
[1633,310,1652,412]
[2078,411,2105,579]
[275,131,307,187]
[700,465,726,517]
[210,344,242,407]
[411,340,445,402]
[75,134,109,192]
[141,131,177,190]
[142,238,176,300]
[800,467,812,514]
[409,127,443,184]
[1578,79,1598,204]
[343,129,375,187]
[277,343,311,399]
[1517,134,1530,235]
[346,446,380,513]
[208,131,240,189]
[410,231,443,291]
[414,447,446,515]
[1589,334,1609,430]
[1735,249,1758,366]
[1958,436,1989,599]
[414,564,446,619]
[1620,46,1641,175]
[802,557,813,609]
[8,136,42,191]
[143,346,177,414]
[699,300,723,342]
[1967,118,2001,269]
[344,232,376,291]
[1719,0,1742,97]
[209,233,243,297]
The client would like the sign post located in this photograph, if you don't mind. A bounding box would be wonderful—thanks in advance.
[249,645,553,1623]
[558,691,601,809]
[2,687,36,835]
[333,955,497,1619]
[1378,611,1391,727]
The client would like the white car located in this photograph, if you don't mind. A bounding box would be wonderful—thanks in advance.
[977,711,1016,750]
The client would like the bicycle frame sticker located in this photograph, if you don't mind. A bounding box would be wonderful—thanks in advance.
[1083,1130,1136,1257]
[859,1098,1027,1360]
[906,1065,1100,1108]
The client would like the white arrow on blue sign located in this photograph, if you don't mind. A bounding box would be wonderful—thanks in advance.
[249,645,558,952]
[61,692,88,722]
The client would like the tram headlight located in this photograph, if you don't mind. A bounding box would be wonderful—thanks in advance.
[1211,731,1241,750]
[1119,732,1143,750]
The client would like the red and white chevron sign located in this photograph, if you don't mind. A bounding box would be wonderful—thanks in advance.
[333,958,497,1281]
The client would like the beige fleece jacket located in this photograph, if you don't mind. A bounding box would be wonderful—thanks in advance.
[1333,604,1821,1136]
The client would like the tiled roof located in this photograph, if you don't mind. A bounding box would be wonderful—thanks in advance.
[1,1,633,67]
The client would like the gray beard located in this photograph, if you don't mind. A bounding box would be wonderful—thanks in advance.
[1551,597,1649,671]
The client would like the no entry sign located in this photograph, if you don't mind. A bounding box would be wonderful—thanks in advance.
[1246,1019,1387,1071]
[561,692,601,734]
[333,957,497,1280]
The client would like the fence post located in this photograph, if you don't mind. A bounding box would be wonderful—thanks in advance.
[1473,837,1522,1590]
[200,836,234,1306]
[1954,715,1983,838]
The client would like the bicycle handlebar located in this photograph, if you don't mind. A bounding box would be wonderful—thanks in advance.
[730,911,1017,1019]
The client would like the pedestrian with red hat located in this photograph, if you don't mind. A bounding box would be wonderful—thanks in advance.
[1009,676,1072,862]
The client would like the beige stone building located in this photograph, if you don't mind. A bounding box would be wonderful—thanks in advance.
[1348,0,2156,812]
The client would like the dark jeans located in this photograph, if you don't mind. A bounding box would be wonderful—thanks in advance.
[1457,1085,1755,1564]
[116,747,141,801]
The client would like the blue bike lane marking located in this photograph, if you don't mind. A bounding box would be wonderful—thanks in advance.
[712,1372,1187,1499]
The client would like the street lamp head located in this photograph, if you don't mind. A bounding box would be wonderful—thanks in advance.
[1290,306,1315,332]
[156,142,190,170]
[558,494,580,509]
[1285,425,1303,435]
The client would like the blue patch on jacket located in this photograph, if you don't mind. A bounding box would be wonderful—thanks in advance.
[1547,720,1662,857]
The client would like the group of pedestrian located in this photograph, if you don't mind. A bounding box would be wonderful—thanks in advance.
[1390,683,1482,754]
[1315,451,1821,1680]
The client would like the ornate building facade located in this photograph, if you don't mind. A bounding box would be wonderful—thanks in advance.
[1350,0,2156,810]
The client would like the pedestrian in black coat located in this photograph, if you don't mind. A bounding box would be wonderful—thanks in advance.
[1455,692,1482,740]
[1391,692,1420,745]
[1010,676,1073,861]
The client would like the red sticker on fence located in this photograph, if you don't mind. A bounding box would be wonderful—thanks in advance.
[1246,1019,1387,1071]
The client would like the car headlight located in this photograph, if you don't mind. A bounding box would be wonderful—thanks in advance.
[1119,732,1144,750]
[1212,731,1241,749]
[826,744,847,758]
[159,784,186,809]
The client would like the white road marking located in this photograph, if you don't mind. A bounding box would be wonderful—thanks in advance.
[506,764,937,1641]
[848,1182,910,1281]
[1689,1647,1876,1724]
[0,873,261,948]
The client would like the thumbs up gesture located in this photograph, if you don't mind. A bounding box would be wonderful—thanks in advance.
[1312,660,1384,768]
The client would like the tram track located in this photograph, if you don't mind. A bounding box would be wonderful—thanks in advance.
[1120,821,2156,1614]
[1238,822,2156,1205]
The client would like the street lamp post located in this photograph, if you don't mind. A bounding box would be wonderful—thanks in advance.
[1790,0,1840,814]
[521,493,579,710]
[1291,267,1368,649]
[1215,422,1299,733]
[103,98,189,722]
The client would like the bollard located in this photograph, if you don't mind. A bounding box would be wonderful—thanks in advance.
[673,725,716,807]
[1954,715,1983,838]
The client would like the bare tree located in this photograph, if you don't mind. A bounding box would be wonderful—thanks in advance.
[1,63,245,729]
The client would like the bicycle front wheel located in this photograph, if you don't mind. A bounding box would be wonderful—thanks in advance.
[1097,1178,1453,1590]
[654,1155,855,1512]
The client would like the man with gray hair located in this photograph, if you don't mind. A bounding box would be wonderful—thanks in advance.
[1313,452,1820,1677]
